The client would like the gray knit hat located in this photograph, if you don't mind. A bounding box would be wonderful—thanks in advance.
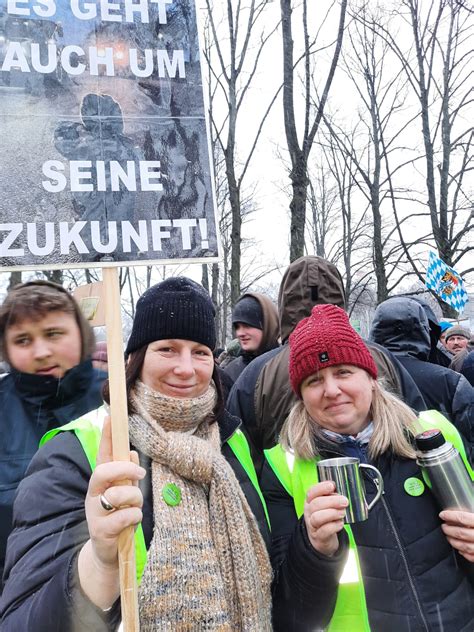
[125,277,216,355]
[445,325,471,342]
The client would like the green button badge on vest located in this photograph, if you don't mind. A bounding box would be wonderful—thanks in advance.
[162,483,182,506]
[404,477,425,497]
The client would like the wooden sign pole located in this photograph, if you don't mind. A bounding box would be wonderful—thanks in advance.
[102,266,140,632]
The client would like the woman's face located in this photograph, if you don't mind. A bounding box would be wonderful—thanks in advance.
[301,364,374,436]
[5,310,82,378]
[140,339,214,398]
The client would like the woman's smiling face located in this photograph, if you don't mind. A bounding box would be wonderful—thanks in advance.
[140,338,214,398]
[301,364,374,436]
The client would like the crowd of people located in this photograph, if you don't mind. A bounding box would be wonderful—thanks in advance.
[0,257,472,631]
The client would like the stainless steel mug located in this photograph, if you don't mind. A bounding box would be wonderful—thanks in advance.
[317,457,384,523]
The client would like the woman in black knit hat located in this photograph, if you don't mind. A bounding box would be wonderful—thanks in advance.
[1,277,272,632]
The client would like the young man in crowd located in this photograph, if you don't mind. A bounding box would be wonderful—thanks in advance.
[0,281,106,590]
[223,292,279,383]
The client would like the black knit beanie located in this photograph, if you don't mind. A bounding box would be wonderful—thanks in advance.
[125,277,216,355]
[232,296,263,330]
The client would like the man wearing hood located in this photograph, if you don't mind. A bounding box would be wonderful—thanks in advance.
[223,293,279,383]
[408,297,453,367]
[370,296,474,457]
[228,256,426,472]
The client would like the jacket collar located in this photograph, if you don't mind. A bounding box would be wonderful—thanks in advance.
[11,359,105,409]
[218,409,242,444]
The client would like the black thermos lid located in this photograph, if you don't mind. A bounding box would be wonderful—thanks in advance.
[415,429,446,452]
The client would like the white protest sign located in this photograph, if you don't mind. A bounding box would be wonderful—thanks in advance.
[0,0,218,270]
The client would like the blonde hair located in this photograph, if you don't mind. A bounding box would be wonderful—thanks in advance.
[280,379,417,460]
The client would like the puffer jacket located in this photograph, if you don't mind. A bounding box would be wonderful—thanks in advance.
[228,257,426,473]
[0,409,270,631]
[224,292,279,384]
[0,361,106,587]
[261,436,474,632]
[370,297,474,458]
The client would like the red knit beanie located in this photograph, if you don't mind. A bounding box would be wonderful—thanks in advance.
[289,304,377,396]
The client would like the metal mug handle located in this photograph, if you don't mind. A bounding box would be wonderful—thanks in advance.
[359,463,384,511]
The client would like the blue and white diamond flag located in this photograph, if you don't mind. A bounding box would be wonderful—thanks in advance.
[425,251,469,314]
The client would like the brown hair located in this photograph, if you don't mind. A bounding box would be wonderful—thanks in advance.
[0,281,95,362]
[103,345,225,420]
[281,378,417,460]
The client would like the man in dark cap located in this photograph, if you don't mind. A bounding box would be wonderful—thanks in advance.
[223,293,279,383]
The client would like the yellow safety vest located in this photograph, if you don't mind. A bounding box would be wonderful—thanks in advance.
[264,410,473,632]
[41,406,270,584]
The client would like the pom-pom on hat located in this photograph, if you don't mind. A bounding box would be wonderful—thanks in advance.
[289,304,377,396]
[125,277,216,355]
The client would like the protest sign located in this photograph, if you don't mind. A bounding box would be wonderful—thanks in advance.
[0,0,219,269]
[73,280,105,325]
[0,3,220,627]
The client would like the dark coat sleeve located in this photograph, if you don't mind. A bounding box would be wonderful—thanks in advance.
[0,432,120,631]
[366,342,427,412]
[451,373,474,461]
[222,356,245,384]
[260,461,348,632]
[227,348,282,475]
[461,352,474,387]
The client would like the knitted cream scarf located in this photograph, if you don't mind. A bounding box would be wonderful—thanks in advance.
[128,380,272,631]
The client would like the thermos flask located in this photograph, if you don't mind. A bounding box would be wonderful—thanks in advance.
[415,429,473,512]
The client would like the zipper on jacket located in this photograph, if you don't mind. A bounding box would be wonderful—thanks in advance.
[380,495,430,632]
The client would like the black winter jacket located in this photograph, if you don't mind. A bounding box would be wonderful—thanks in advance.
[370,297,474,458]
[0,361,106,586]
[261,438,474,632]
[0,410,270,631]
[462,352,474,386]
[222,353,252,383]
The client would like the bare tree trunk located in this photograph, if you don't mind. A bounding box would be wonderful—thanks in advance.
[280,0,347,261]
[222,246,230,343]
[205,0,279,306]
[368,78,387,303]
[227,153,242,306]
[7,271,22,290]
[364,1,473,314]
[42,269,63,285]
[289,174,308,262]
[409,0,442,245]
[201,264,209,292]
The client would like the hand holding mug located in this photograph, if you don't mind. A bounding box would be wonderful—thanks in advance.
[304,481,349,557]
[317,457,384,523]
